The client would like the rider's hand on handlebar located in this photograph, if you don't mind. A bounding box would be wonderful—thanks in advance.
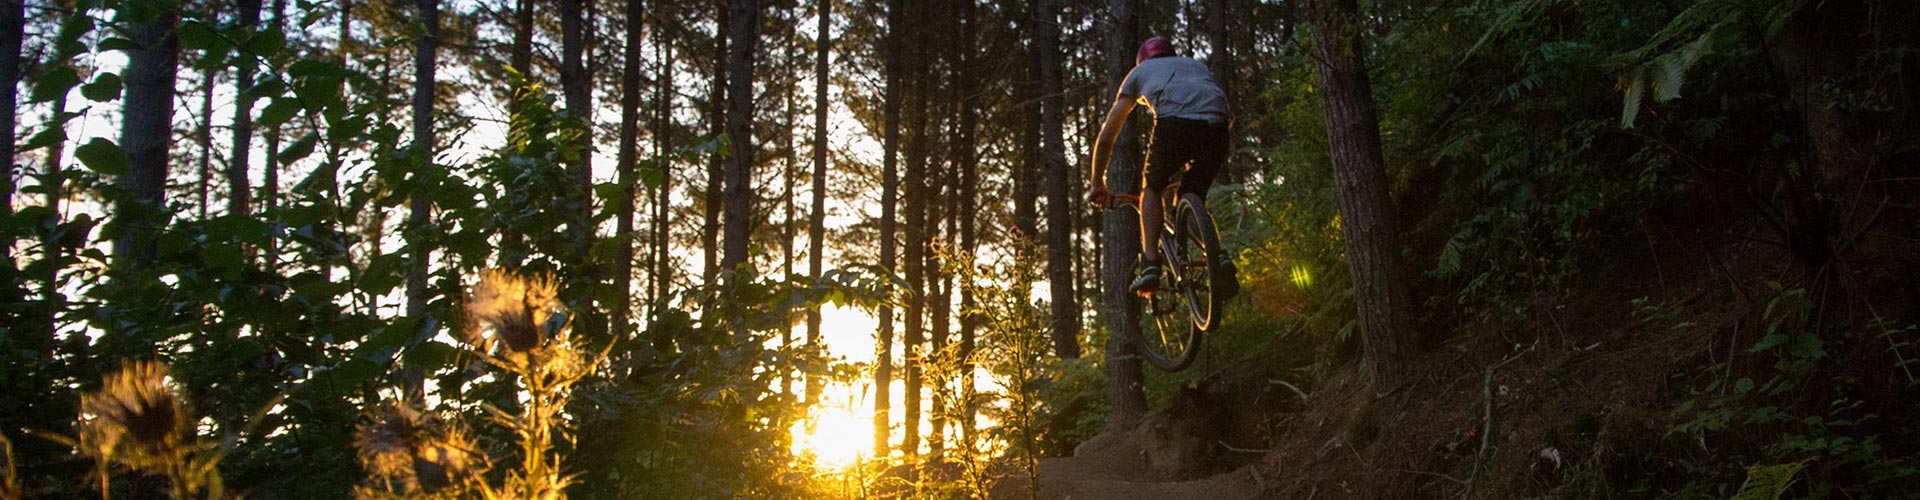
[1087,185,1112,209]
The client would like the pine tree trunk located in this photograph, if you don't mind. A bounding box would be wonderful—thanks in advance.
[614,0,646,340]
[113,9,179,276]
[902,0,927,456]
[405,0,438,318]
[196,64,215,220]
[33,2,74,357]
[721,0,758,276]
[1306,0,1413,387]
[703,0,727,297]
[501,0,534,261]
[874,0,904,459]
[1205,0,1239,182]
[955,0,980,451]
[1,0,23,351]
[805,0,830,405]
[561,0,593,257]
[229,0,262,216]
[1037,0,1081,359]
[1100,0,1148,429]
[652,20,674,319]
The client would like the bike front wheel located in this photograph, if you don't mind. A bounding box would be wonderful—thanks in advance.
[1136,193,1223,371]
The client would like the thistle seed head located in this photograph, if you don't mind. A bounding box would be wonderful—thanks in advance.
[78,360,187,469]
[464,269,564,354]
[353,401,425,480]
[411,428,482,493]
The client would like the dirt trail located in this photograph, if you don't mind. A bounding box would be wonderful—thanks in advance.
[992,431,1265,500]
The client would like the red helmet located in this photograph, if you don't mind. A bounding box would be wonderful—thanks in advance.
[1136,36,1174,65]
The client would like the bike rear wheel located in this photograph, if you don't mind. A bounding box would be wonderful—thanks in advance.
[1136,193,1223,371]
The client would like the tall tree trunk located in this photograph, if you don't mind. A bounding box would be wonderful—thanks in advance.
[1205,0,1239,181]
[229,0,262,216]
[1,0,20,249]
[501,0,534,261]
[902,0,927,457]
[34,1,80,357]
[113,8,179,276]
[1037,0,1081,359]
[955,0,979,451]
[264,0,285,266]
[561,0,593,256]
[196,64,216,220]
[1306,0,1413,387]
[721,0,759,277]
[780,34,797,397]
[874,0,904,459]
[1013,7,1040,240]
[405,0,439,318]
[615,0,646,340]
[2,0,23,353]
[652,16,674,318]
[805,0,830,405]
[1100,0,1148,429]
[703,0,727,297]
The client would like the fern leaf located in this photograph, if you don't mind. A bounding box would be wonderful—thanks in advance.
[1730,459,1809,500]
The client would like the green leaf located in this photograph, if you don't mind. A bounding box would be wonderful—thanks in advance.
[404,341,459,371]
[31,66,81,103]
[277,132,319,164]
[97,37,142,52]
[21,126,68,152]
[258,97,302,128]
[74,138,128,175]
[245,26,287,58]
[80,72,123,102]
[640,158,667,188]
[1730,460,1809,500]
[176,21,218,51]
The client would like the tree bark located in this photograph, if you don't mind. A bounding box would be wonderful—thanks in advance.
[113,9,179,275]
[1306,0,1413,387]
[874,0,904,459]
[955,0,979,452]
[500,0,534,261]
[196,63,216,220]
[721,0,759,294]
[614,0,646,340]
[404,0,439,318]
[702,0,727,297]
[805,0,830,405]
[1038,0,1081,359]
[228,0,263,217]
[561,0,593,257]
[264,0,285,266]
[1100,0,1148,429]
[903,0,927,457]
[653,15,674,319]
[1,0,19,271]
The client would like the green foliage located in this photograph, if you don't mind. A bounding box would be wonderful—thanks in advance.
[1664,285,1920,498]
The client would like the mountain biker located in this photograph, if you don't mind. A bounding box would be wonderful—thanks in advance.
[1087,35,1235,296]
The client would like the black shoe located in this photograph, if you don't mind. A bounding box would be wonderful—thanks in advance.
[1131,263,1164,296]
[1216,258,1241,299]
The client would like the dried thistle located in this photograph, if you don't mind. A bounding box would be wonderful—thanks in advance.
[354,401,426,481]
[78,360,187,471]
[411,427,484,494]
[464,269,565,354]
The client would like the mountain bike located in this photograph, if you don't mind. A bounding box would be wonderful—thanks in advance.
[1101,182,1225,371]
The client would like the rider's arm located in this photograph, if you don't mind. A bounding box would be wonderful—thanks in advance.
[1088,97,1136,194]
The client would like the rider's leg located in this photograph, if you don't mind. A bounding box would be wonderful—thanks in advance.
[1140,187,1163,262]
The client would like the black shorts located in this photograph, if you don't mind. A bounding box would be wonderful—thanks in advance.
[1143,116,1230,197]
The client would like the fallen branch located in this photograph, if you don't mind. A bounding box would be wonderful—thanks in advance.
[1462,346,1533,499]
